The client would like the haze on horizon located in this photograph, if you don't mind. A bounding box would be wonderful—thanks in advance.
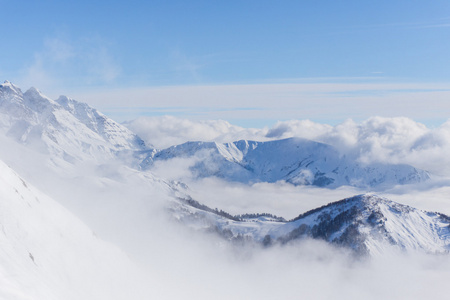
[1,1,450,127]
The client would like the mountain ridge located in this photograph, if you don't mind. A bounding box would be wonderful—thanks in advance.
[142,138,430,189]
[171,193,450,256]
[0,81,146,166]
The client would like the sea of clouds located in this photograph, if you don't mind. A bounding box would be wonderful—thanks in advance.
[126,115,450,219]
[2,115,450,299]
[125,116,450,299]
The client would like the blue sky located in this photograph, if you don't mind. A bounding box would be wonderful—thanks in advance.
[1,1,450,126]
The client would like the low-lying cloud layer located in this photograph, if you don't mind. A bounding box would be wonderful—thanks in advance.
[1,112,450,299]
[127,115,450,176]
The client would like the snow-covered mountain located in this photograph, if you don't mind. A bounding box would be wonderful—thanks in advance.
[171,194,450,256]
[0,159,152,300]
[0,81,429,188]
[0,81,145,166]
[0,81,444,258]
[141,138,429,188]
[4,80,450,300]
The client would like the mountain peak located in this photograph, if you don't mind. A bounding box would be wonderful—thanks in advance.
[345,193,387,205]
[24,86,53,101]
[0,82,147,165]
[292,193,408,220]
[1,80,16,87]
[56,94,70,103]
[343,194,414,214]
[56,94,92,113]
[0,80,23,96]
[56,95,78,112]
[26,86,39,93]
[23,86,57,112]
[277,193,444,255]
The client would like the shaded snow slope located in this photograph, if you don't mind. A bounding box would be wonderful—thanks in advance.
[0,159,152,299]
[0,81,145,166]
[274,194,450,255]
[171,194,450,256]
[142,138,429,188]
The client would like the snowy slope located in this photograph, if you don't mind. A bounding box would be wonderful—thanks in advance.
[56,95,145,150]
[171,194,450,256]
[0,81,145,166]
[142,138,429,188]
[272,194,450,255]
[0,159,152,299]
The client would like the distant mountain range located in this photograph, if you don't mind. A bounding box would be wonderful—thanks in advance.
[141,139,430,188]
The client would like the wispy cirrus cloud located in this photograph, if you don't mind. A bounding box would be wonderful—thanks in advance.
[75,80,450,128]
[342,17,450,30]
[169,49,203,82]
[418,23,450,28]
[20,35,121,95]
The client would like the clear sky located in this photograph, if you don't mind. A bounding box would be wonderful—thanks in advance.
[1,0,450,126]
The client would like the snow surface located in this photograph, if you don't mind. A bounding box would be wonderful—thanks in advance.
[0,81,146,167]
[171,194,450,256]
[0,159,153,299]
[142,138,430,189]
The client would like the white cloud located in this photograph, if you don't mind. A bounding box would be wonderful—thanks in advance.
[266,119,332,139]
[126,115,270,149]
[22,53,56,91]
[127,115,450,176]
[20,36,120,95]
[185,177,362,219]
[82,39,121,83]
[170,49,203,82]
[72,81,450,127]
[44,38,75,62]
